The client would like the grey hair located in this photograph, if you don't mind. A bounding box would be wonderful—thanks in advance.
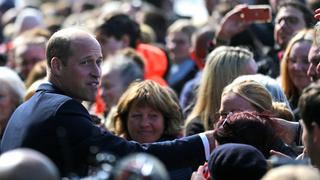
[101,54,144,88]
[0,67,26,105]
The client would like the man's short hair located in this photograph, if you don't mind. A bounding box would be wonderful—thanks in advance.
[46,31,72,68]
[298,81,320,130]
[278,0,316,28]
[95,13,141,48]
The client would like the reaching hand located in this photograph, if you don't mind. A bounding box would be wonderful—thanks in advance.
[191,163,209,180]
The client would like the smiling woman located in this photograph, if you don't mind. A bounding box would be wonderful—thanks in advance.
[280,28,313,121]
[110,80,193,179]
[111,80,183,143]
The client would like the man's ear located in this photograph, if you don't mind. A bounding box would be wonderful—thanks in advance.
[50,57,62,75]
[121,34,130,48]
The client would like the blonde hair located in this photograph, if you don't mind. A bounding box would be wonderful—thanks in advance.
[222,80,293,120]
[185,46,255,131]
[262,165,320,180]
[281,28,313,102]
[223,80,273,113]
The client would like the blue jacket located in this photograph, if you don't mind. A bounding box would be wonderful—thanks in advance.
[1,83,205,177]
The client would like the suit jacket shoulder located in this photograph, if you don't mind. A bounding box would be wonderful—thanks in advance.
[1,83,206,176]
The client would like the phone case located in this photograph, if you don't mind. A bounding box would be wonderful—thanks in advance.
[241,5,272,23]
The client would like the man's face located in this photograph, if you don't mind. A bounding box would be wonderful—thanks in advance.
[166,31,191,63]
[97,35,125,58]
[58,36,103,102]
[16,44,45,79]
[274,6,306,49]
[307,44,320,81]
[100,69,125,108]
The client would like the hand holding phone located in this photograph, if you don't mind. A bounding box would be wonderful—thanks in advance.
[241,5,272,23]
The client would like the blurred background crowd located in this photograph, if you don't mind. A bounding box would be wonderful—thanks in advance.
[1,0,320,179]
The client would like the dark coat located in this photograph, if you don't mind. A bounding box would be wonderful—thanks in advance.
[1,83,205,177]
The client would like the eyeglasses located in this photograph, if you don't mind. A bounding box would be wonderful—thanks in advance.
[221,111,234,128]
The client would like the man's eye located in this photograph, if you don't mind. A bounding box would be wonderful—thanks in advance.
[97,59,102,66]
[81,60,89,65]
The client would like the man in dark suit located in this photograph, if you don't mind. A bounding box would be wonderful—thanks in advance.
[1,28,214,177]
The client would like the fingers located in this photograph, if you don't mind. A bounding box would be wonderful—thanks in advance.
[197,164,205,173]
[270,150,292,160]
[191,172,206,180]
[191,165,206,180]
[314,8,320,20]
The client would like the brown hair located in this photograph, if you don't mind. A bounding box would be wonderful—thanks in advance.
[112,80,183,140]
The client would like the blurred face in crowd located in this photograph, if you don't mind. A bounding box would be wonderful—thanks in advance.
[100,69,126,108]
[127,104,165,143]
[269,0,281,12]
[97,35,126,58]
[166,31,191,63]
[54,32,102,102]
[274,6,306,49]
[219,92,257,121]
[302,121,320,169]
[308,44,320,81]
[15,44,45,80]
[0,82,16,134]
[287,40,311,93]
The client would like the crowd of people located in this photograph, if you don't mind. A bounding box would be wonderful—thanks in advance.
[1,0,320,179]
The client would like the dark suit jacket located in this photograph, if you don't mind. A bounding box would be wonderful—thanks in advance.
[1,83,205,177]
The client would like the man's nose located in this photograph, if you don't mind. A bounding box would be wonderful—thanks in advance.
[92,63,101,78]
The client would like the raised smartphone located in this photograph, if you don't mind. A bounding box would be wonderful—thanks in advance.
[241,5,272,23]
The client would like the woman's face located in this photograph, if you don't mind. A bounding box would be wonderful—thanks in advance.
[0,84,16,133]
[219,92,257,121]
[127,104,165,143]
[287,40,311,93]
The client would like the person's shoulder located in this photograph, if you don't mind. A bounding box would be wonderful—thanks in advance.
[35,83,74,103]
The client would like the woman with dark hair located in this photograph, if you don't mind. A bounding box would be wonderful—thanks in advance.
[214,111,295,158]
[111,80,183,143]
